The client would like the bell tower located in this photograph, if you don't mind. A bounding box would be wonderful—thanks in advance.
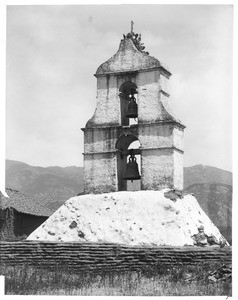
[82,24,185,194]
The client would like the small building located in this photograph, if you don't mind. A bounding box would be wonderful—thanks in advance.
[0,188,54,240]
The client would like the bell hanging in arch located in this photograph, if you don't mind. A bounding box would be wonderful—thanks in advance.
[126,98,138,118]
[126,90,138,118]
[123,154,141,182]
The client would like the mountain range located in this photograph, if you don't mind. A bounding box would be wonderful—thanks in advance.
[5,159,232,243]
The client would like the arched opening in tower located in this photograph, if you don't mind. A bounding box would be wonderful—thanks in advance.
[119,81,138,126]
[116,134,141,191]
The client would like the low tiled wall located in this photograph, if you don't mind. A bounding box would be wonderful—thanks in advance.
[0,241,231,271]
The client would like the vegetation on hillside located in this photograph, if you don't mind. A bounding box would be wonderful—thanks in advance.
[185,183,232,244]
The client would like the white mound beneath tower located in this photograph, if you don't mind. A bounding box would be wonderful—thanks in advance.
[27,190,226,246]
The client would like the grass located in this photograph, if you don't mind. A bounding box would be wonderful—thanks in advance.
[0,263,232,296]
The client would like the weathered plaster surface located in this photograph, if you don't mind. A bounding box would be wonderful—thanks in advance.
[86,69,181,128]
[173,151,183,190]
[86,76,120,127]
[173,126,184,150]
[141,148,183,190]
[84,126,139,154]
[159,73,170,96]
[27,191,227,246]
[84,153,117,194]
[84,128,118,153]
[137,71,161,123]
[139,124,173,149]
[159,93,182,124]
[141,149,174,190]
[27,190,228,247]
[96,39,164,75]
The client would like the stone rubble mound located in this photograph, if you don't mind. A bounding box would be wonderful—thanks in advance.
[27,190,226,246]
[208,264,232,282]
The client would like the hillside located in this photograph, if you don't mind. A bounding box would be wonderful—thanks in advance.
[5,160,83,207]
[184,164,232,188]
[184,183,232,244]
[6,160,232,198]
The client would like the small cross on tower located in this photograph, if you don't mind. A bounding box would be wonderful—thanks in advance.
[131,20,134,34]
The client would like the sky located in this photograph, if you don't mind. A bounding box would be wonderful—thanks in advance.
[5,4,233,171]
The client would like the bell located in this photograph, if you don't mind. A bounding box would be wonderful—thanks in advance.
[126,98,138,118]
[123,155,141,182]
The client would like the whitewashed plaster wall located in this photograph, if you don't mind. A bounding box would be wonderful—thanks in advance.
[139,124,173,149]
[141,148,183,190]
[173,127,184,150]
[84,128,119,153]
[141,149,174,190]
[84,153,117,194]
[159,72,170,96]
[86,76,120,127]
[86,69,173,128]
[173,151,184,189]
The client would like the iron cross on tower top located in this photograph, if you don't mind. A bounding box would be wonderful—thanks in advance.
[131,20,134,33]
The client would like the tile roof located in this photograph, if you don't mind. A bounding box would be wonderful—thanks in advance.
[0,188,54,217]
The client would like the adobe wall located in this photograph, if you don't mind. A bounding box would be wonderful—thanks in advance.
[139,123,173,148]
[14,212,48,237]
[83,62,183,192]
[0,242,231,271]
[141,148,174,190]
[93,75,120,126]
[83,127,119,153]
[0,208,15,240]
[84,153,117,194]
[173,126,184,150]
[86,69,171,128]
[84,124,183,155]
[136,71,160,123]
[0,209,48,241]
[173,150,184,189]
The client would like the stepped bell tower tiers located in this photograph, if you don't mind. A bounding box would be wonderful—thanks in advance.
[82,24,185,194]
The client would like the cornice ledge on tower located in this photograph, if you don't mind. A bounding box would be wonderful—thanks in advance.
[82,146,184,156]
[81,120,185,132]
[94,66,171,78]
